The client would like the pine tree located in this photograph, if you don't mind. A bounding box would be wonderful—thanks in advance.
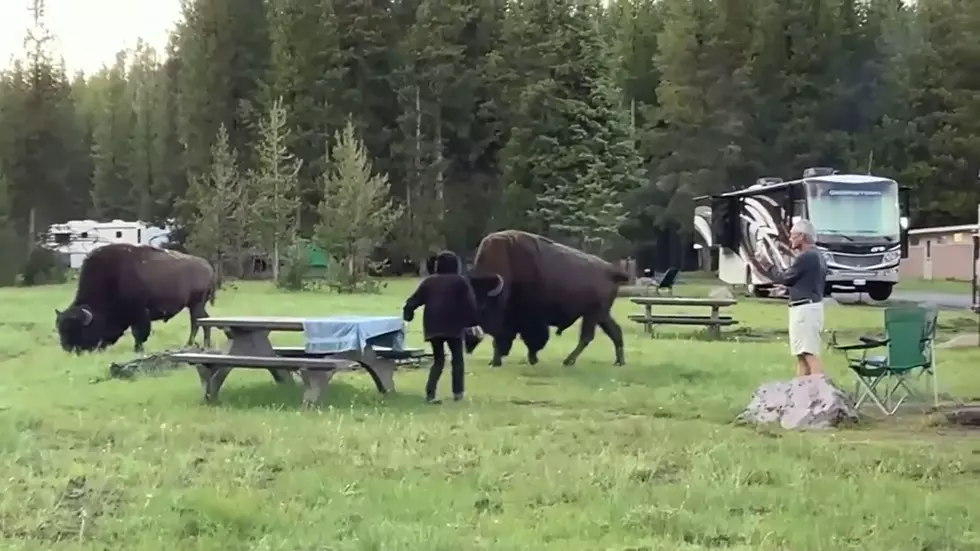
[501,0,644,254]
[0,167,20,285]
[249,96,302,282]
[314,119,403,291]
[185,124,248,280]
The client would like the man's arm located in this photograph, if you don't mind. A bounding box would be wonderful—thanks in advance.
[768,253,812,286]
[402,278,430,321]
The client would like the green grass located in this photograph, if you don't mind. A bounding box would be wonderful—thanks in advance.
[896,277,975,296]
[2,280,980,550]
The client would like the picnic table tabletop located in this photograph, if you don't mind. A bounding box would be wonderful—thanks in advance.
[629,296,737,307]
[197,315,408,354]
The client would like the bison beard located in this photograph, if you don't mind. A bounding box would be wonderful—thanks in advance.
[55,244,217,354]
[466,230,628,367]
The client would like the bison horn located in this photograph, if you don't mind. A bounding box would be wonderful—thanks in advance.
[80,307,93,326]
[487,274,504,297]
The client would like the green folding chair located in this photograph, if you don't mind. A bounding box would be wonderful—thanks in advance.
[831,305,943,415]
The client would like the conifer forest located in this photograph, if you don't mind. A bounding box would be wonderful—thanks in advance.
[1,0,978,282]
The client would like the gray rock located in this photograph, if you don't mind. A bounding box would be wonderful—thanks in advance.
[736,375,859,430]
[709,286,735,300]
[636,277,656,287]
[822,296,838,307]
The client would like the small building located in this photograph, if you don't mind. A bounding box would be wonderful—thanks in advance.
[43,219,173,269]
[901,224,978,282]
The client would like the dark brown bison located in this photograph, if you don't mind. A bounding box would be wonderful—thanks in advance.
[466,230,629,367]
[55,243,217,353]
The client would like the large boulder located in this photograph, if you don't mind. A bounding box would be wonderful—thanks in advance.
[736,375,859,430]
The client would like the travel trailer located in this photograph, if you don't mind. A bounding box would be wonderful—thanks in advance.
[693,167,910,300]
[44,219,172,269]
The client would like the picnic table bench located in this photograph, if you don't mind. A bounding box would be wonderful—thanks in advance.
[170,315,428,406]
[628,297,738,340]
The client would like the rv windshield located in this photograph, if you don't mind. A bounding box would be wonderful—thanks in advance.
[805,179,901,238]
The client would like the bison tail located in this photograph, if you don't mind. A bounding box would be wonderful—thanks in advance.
[611,270,630,284]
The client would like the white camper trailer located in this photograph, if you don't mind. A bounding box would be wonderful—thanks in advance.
[44,219,172,269]
[693,167,910,301]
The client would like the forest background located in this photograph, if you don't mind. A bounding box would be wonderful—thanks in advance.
[0,0,978,286]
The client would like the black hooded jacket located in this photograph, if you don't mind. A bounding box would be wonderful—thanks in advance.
[403,251,478,341]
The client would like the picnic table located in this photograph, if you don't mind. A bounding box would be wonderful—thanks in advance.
[628,297,738,340]
[170,315,426,406]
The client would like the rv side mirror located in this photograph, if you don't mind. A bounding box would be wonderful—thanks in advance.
[900,219,910,259]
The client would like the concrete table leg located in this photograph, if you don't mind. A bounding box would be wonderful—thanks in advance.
[223,327,295,384]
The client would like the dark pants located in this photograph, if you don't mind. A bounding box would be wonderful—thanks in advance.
[426,337,464,398]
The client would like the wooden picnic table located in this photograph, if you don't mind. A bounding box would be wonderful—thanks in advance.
[172,315,424,406]
[628,296,738,340]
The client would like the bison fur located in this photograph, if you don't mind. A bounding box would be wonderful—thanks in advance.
[466,230,629,367]
[55,243,218,354]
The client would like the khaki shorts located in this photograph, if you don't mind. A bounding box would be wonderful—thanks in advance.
[789,302,824,356]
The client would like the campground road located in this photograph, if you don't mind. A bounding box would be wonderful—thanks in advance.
[835,290,974,309]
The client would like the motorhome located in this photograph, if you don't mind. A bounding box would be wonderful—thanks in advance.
[44,219,172,268]
[693,167,909,300]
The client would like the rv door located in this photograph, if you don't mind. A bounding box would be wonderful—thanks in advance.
[711,196,741,250]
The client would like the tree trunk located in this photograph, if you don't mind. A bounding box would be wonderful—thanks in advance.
[272,241,280,281]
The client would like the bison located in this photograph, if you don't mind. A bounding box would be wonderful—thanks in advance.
[55,243,217,354]
[466,230,629,367]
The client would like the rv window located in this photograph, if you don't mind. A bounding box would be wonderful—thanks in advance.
[53,233,71,245]
[115,231,123,238]
[80,232,88,238]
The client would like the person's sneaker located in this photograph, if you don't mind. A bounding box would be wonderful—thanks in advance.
[426,396,442,404]
[453,393,464,402]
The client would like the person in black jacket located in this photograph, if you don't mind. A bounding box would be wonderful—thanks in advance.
[403,250,479,403]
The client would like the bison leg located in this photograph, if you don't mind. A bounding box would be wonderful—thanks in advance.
[562,317,597,367]
[519,324,549,365]
[491,329,516,367]
[598,317,626,366]
[131,311,152,354]
[187,299,210,347]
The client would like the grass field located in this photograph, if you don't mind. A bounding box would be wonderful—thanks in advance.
[2,279,980,550]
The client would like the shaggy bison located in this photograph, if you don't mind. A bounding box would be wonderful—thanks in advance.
[55,243,217,354]
[466,230,629,367]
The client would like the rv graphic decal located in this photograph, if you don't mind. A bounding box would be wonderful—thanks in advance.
[694,197,797,285]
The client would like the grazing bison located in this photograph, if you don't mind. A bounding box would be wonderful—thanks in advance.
[55,244,217,354]
[466,230,629,367]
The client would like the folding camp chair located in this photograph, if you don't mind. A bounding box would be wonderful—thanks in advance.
[832,305,943,415]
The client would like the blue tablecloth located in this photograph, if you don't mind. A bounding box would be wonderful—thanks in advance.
[302,315,406,354]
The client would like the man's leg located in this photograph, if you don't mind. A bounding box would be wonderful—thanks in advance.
[804,353,825,376]
[425,338,446,403]
[447,337,465,401]
[796,355,810,377]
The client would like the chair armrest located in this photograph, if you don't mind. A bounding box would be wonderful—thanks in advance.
[833,341,885,352]
[859,335,889,346]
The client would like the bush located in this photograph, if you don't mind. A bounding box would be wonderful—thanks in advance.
[20,246,69,287]
[276,239,317,291]
[323,256,388,294]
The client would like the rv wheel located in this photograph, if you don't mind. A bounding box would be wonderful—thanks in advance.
[866,284,893,302]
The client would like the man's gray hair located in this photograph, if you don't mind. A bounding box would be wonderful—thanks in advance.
[791,219,816,242]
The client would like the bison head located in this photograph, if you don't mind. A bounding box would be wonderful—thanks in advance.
[55,306,104,353]
[466,274,506,336]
